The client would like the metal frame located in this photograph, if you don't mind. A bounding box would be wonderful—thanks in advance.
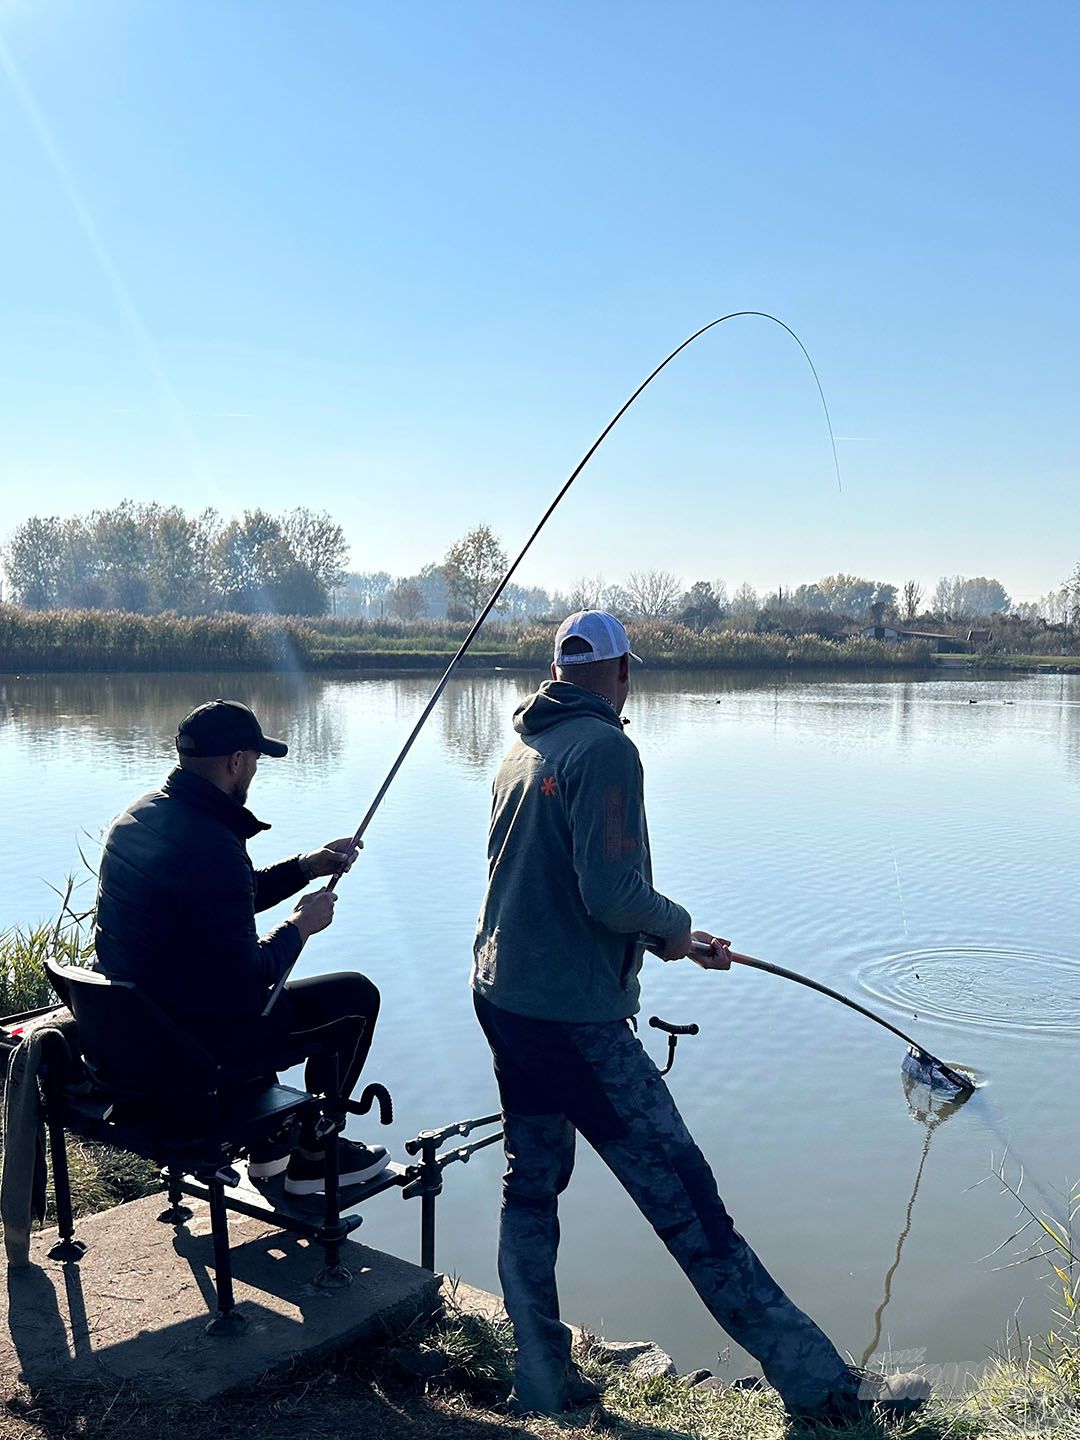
[11,1006,509,1331]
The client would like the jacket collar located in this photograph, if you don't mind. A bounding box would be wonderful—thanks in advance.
[514,680,624,737]
[162,766,271,841]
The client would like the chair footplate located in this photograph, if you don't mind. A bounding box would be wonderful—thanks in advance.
[206,1308,248,1336]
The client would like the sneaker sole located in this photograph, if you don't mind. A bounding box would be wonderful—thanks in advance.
[247,1154,291,1180]
[284,1157,391,1195]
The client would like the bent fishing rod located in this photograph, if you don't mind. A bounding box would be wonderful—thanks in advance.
[263,312,841,1016]
[677,939,974,1095]
[329,312,840,884]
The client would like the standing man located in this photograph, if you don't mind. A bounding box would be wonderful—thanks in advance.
[471,612,927,1422]
[95,698,389,1194]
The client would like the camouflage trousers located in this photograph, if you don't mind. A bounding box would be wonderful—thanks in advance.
[474,994,852,1414]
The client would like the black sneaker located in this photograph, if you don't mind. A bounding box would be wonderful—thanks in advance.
[248,1120,300,1180]
[507,1363,604,1417]
[564,1364,604,1408]
[284,1139,390,1195]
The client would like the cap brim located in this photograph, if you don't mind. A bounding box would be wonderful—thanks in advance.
[628,650,644,665]
[257,737,289,758]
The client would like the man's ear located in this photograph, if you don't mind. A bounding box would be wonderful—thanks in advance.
[226,749,246,774]
[550,661,558,682]
[619,654,630,683]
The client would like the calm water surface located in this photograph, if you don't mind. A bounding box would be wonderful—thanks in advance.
[2,667,1079,1381]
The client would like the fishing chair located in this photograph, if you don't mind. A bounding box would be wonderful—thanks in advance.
[39,959,392,1333]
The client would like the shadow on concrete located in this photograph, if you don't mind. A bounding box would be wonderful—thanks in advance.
[2,1196,436,1411]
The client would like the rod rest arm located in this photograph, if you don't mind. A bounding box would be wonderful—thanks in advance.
[404,1111,502,1155]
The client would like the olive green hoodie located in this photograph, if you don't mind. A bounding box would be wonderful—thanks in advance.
[471,680,691,1022]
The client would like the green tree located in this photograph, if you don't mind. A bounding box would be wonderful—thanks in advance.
[211,510,284,613]
[932,574,1009,620]
[88,502,154,611]
[679,580,726,631]
[1,516,65,608]
[282,509,349,601]
[388,578,425,621]
[816,574,897,618]
[441,525,508,620]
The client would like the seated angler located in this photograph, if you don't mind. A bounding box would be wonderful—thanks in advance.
[93,698,389,1194]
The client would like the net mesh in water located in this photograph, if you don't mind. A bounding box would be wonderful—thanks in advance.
[901,1045,974,1098]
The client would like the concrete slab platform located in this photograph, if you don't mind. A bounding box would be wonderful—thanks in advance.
[1,1193,440,1403]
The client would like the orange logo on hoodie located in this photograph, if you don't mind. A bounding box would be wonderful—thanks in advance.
[540,776,558,797]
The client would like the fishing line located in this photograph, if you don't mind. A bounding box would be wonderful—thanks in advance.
[259,313,843,1015]
[888,831,911,940]
[328,312,842,885]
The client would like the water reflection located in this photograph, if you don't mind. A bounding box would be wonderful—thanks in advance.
[0,672,346,776]
[437,677,514,773]
[860,1072,970,1368]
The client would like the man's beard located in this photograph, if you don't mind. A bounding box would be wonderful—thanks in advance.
[230,780,250,805]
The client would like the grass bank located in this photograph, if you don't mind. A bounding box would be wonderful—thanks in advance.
[0,605,937,673]
[980,654,1080,673]
[5,1291,1078,1440]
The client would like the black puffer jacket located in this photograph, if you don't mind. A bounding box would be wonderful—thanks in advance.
[94,767,306,1058]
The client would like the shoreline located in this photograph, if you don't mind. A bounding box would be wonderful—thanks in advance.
[2,653,1077,676]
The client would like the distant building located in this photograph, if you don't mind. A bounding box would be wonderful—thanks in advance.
[860,625,965,653]
[966,627,993,649]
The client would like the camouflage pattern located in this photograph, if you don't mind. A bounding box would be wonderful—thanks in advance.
[496,1016,855,1415]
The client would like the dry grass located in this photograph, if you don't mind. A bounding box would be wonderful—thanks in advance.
[4,1281,1078,1440]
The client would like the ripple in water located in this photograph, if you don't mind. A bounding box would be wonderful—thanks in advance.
[858,946,1080,1035]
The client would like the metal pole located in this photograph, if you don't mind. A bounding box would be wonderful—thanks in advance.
[207,1180,236,1319]
[419,1136,439,1272]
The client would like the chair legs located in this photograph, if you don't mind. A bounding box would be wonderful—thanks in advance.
[157,1166,193,1224]
[205,1174,246,1335]
[313,1057,353,1290]
[44,1088,87,1263]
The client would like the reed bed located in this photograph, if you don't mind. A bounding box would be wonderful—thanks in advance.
[1,605,934,673]
[514,622,933,669]
[0,605,322,672]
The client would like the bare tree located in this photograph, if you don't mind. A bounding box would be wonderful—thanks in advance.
[564,575,608,611]
[624,569,681,619]
[901,579,923,621]
[729,581,759,618]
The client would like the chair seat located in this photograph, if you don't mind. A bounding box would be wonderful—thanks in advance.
[56,1073,313,1168]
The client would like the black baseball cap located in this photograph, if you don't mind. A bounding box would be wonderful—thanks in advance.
[175,699,288,759]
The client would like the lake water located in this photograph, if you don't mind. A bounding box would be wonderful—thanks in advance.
[2,666,1079,1384]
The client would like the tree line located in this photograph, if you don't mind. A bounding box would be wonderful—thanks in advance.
[342,524,1030,631]
[2,503,348,616]
[4,506,1072,635]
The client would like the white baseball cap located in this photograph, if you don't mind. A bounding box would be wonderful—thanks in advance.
[553,610,643,666]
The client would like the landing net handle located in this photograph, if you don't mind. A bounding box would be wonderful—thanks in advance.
[682,940,973,1093]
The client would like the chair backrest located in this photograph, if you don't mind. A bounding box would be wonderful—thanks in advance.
[43,959,222,1102]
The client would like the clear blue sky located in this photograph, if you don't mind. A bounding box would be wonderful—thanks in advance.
[1,1,1077,602]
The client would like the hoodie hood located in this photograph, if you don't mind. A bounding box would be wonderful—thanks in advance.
[513,680,623,738]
